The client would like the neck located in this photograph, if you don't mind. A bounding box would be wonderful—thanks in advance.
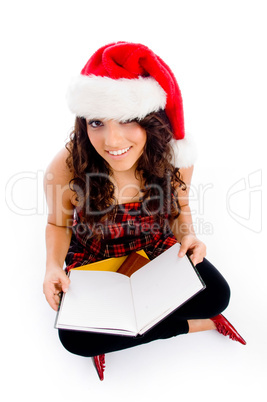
[110,168,143,204]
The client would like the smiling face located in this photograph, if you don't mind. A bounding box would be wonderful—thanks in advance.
[86,119,147,174]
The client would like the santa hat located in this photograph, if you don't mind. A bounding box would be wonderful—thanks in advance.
[66,42,197,168]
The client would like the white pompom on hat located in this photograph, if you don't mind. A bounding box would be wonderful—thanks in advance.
[66,41,197,168]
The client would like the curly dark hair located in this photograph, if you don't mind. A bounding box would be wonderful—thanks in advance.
[65,110,186,226]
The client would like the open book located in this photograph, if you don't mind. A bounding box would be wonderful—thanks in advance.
[55,243,205,336]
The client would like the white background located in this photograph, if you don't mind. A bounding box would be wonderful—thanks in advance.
[1,0,266,400]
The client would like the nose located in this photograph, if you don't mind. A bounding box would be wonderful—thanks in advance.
[104,121,123,148]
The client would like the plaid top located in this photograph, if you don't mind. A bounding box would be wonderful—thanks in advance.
[65,202,177,271]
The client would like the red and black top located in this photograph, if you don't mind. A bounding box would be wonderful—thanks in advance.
[65,202,177,271]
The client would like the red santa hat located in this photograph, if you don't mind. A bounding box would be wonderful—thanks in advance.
[66,42,197,168]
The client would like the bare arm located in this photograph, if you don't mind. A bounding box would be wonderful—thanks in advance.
[171,165,195,243]
[43,148,74,310]
[171,166,207,265]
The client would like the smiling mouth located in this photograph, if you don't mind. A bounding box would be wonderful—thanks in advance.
[107,146,131,156]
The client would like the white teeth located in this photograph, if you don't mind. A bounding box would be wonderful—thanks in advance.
[108,146,130,156]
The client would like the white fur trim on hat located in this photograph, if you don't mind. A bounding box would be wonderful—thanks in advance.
[170,132,198,168]
[66,74,167,121]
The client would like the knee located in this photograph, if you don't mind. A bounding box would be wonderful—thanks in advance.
[197,258,231,317]
[215,278,231,314]
[58,329,97,357]
[208,272,231,318]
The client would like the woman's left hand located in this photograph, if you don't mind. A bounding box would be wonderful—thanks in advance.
[178,234,206,266]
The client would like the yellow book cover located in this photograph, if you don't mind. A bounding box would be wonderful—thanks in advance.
[70,250,149,272]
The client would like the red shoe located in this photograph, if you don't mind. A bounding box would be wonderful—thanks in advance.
[93,354,105,381]
[211,314,246,345]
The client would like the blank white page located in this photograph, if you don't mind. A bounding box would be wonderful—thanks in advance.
[57,270,137,333]
[130,243,204,333]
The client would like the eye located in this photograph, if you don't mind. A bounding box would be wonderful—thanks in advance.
[88,120,103,128]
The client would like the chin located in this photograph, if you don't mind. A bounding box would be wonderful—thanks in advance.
[109,160,137,173]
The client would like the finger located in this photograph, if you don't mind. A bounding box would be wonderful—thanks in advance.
[45,292,60,311]
[50,274,70,293]
[190,255,201,266]
[50,299,60,311]
[44,281,61,296]
[62,279,70,293]
[57,272,71,293]
[178,238,191,257]
[44,286,62,311]
[190,248,206,266]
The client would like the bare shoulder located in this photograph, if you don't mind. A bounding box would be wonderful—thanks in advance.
[178,165,194,185]
[175,165,194,207]
[44,147,74,205]
[44,147,76,225]
[44,147,73,185]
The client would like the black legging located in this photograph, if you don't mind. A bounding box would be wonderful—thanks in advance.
[58,258,230,357]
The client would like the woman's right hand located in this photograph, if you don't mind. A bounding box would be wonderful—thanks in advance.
[43,266,71,311]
